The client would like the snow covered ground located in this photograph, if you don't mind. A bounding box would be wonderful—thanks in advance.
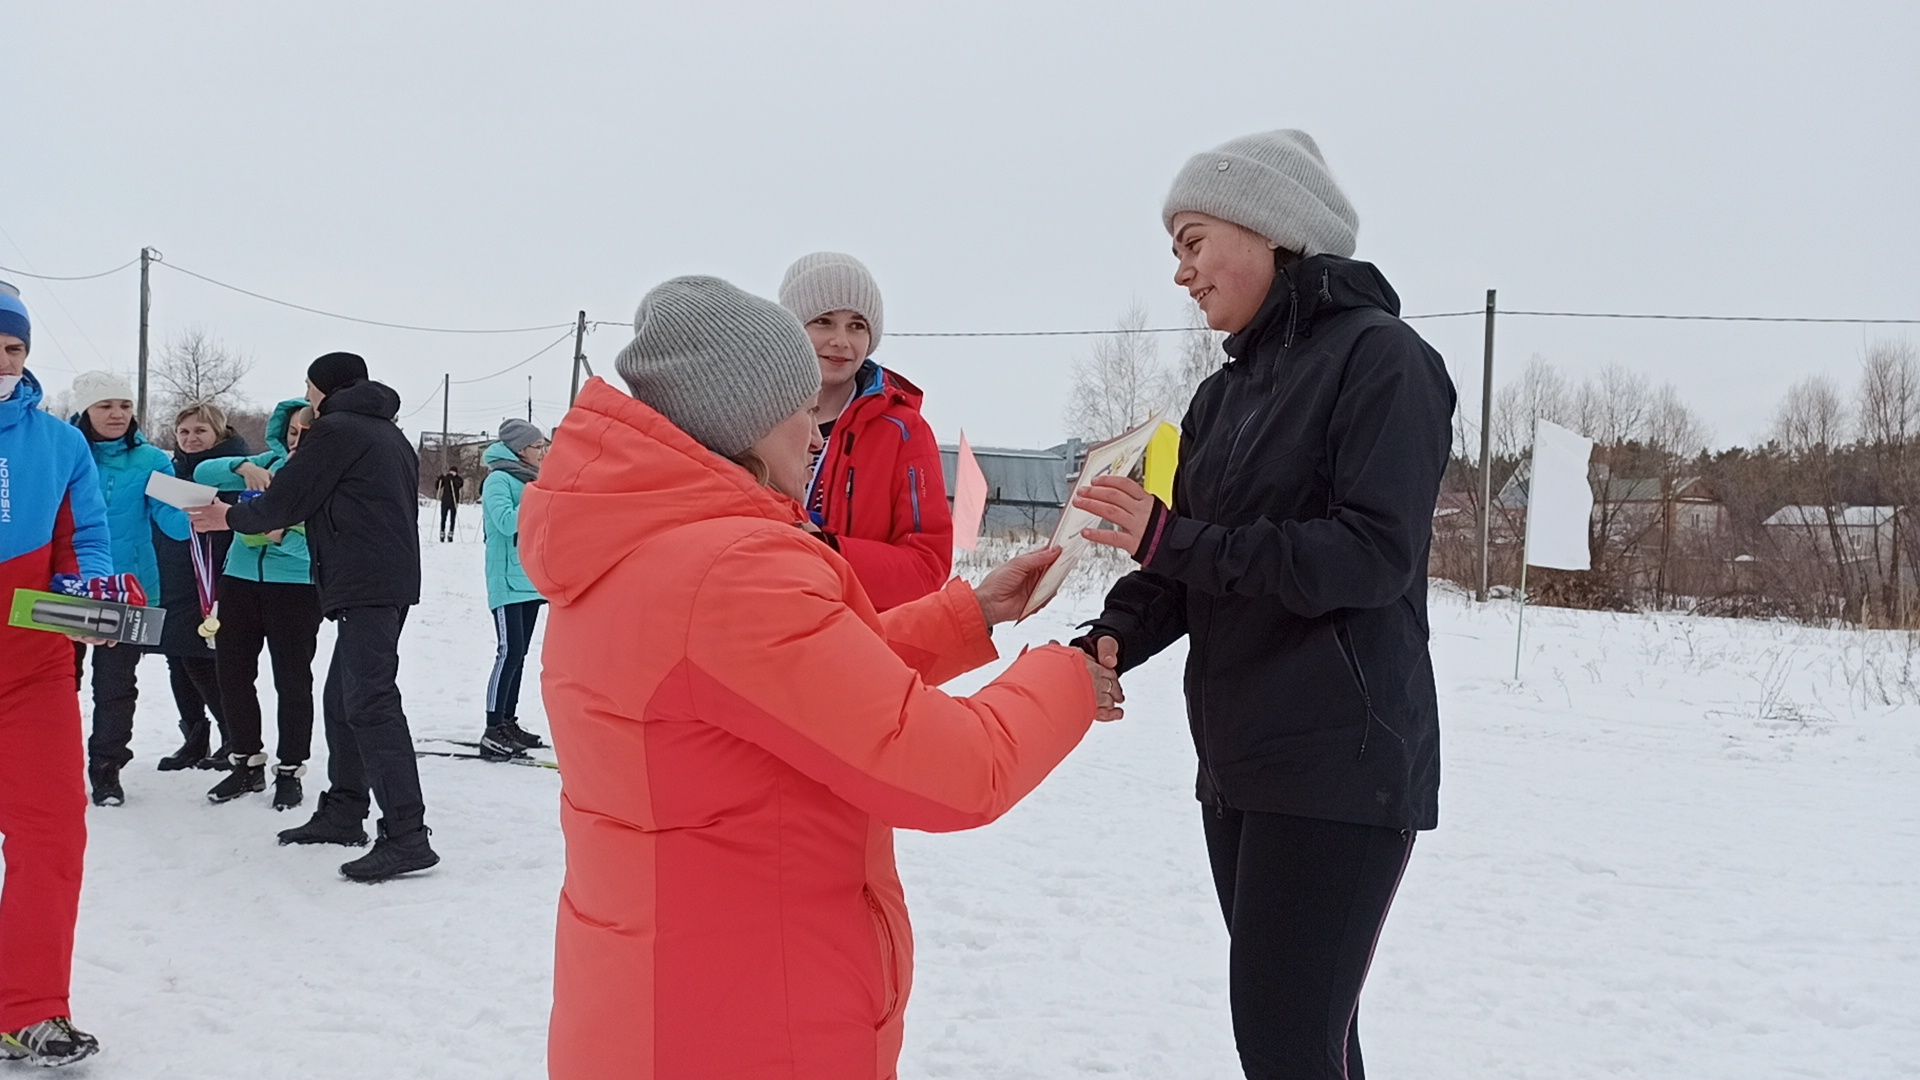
[46,520,1920,1078]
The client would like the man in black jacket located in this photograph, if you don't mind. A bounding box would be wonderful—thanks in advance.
[434,467,463,542]
[187,352,437,884]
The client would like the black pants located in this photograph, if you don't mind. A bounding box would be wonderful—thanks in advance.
[79,642,147,769]
[438,503,456,539]
[321,606,426,831]
[485,601,543,727]
[166,654,228,747]
[1202,808,1415,1080]
[216,577,323,765]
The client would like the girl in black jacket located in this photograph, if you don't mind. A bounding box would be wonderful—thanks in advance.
[1075,130,1456,1080]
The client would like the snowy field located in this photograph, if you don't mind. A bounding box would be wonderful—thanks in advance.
[46,520,1920,1078]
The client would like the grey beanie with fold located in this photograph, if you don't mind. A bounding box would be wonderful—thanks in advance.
[777,252,885,355]
[614,276,821,458]
[1162,129,1359,259]
[498,418,546,455]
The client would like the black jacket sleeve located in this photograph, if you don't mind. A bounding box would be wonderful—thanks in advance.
[1080,416,1197,673]
[226,417,359,535]
[1141,326,1454,617]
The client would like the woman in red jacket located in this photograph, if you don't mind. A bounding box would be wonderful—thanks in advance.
[524,276,1119,1079]
[779,252,952,610]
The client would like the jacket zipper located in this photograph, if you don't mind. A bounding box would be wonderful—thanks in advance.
[1334,623,1399,760]
[1196,283,1299,812]
[907,466,922,533]
[865,888,901,1026]
[844,467,857,535]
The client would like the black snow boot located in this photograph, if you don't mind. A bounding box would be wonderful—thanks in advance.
[157,720,211,771]
[1,1017,100,1067]
[340,821,440,884]
[503,720,548,751]
[479,724,527,761]
[277,791,370,847]
[88,762,124,807]
[197,741,233,771]
[272,764,306,812]
[207,754,268,804]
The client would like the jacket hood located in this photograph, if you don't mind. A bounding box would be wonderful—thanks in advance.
[0,369,45,431]
[481,441,520,467]
[264,397,308,454]
[319,379,401,421]
[854,361,925,412]
[521,378,801,606]
[173,430,250,476]
[1225,254,1402,361]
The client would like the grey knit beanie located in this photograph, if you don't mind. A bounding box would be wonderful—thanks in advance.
[777,252,885,356]
[1162,130,1359,258]
[614,276,821,458]
[499,418,546,455]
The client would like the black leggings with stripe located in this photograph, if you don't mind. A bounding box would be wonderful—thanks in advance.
[1202,807,1415,1080]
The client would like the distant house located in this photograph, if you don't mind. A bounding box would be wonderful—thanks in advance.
[938,443,1075,539]
[1431,490,1480,541]
[1492,466,1728,546]
[1761,505,1901,565]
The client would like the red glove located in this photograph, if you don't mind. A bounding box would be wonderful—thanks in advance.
[53,573,147,606]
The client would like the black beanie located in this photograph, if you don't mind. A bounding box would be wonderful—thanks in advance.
[307,351,369,395]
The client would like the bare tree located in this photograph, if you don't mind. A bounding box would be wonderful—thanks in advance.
[1576,364,1653,575]
[1492,355,1575,460]
[1163,299,1226,420]
[152,326,252,436]
[1646,383,1712,604]
[1064,300,1165,441]
[1856,339,1920,623]
[1770,374,1859,620]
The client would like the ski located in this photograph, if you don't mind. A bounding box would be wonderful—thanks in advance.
[416,741,558,770]
[415,749,558,770]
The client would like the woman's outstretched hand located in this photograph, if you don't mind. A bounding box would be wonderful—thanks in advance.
[1086,653,1125,722]
[974,547,1062,626]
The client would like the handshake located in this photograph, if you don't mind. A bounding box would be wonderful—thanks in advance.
[969,549,1126,724]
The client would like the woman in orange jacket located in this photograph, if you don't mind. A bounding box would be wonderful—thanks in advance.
[523,276,1120,1080]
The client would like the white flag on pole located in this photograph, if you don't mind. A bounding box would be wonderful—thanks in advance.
[1525,418,1595,571]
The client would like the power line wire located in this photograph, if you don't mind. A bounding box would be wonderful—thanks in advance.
[0,256,140,282]
[157,260,575,335]
[1502,309,1920,325]
[397,382,443,421]
[449,331,574,385]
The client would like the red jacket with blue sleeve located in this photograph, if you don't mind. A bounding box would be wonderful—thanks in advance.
[806,363,953,611]
[0,372,113,670]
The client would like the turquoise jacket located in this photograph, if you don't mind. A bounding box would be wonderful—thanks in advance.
[79,426,191,598]
[482,441,543,609]
[193,398,314,586]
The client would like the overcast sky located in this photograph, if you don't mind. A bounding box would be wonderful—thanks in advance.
[7,1,1916,452]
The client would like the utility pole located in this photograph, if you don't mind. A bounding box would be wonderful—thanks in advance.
[137,247,154,421]
[527,375,533,422]
[1476,288,1497,603]
[569,310,587,405]
[440,373,450,473]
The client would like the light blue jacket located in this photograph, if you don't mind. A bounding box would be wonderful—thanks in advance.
[481,441,542,609]
[194,398,313,586]
[79,425,191,598]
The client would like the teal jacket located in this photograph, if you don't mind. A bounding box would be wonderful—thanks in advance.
[482,441,543,609]
[80,427,191,598]
[193,398,313,586]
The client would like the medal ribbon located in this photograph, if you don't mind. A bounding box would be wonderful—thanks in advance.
[189,532,220,645]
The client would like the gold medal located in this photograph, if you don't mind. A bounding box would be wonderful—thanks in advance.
[198,616,221,639]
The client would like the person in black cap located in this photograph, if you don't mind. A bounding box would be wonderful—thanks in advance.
[186,351,437,883]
